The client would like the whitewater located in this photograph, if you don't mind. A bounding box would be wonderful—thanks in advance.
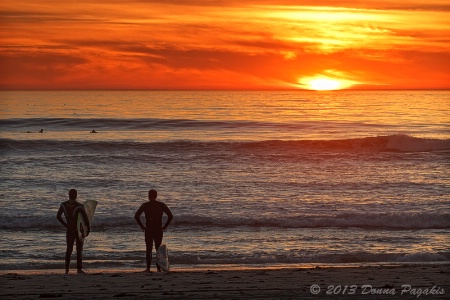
[0,90,449,270]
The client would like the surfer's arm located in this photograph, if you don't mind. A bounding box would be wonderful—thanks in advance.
[135,206,146,231]
[162,205,173,230]
[56,205,67,228]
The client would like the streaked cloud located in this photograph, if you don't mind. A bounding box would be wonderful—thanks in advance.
[1,0,449,89]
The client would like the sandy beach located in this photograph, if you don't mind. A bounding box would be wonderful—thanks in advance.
[1,264,448,299]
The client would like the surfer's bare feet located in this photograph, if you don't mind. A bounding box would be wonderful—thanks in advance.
[77,268,88,274]
[143,268,152,273]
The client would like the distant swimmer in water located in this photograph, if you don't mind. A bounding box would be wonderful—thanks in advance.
[39,129,44,133]
[90,129,97,133]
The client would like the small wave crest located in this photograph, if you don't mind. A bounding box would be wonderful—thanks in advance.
[1,251,447,270]
[174,212,450,230]
[90,251,449,266]
[174,251,450,265]
[2,117,449,153]
[385,134,450,152]
[1,134,449,153]
[1,212,448,231]
[0,117,308,131]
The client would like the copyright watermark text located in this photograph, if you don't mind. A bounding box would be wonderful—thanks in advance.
[309,284,445,298]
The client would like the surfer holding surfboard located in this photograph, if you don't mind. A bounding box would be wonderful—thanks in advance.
[56,189,90,274]
[135,189,173,273]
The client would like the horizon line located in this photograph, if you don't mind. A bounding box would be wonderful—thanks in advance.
[1,88,450,92]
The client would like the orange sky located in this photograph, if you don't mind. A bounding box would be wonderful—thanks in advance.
[1,0,449,90]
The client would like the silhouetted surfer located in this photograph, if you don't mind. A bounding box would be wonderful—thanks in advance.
[135,189,173,273]
[90,129,97,133]
[56,189,89,274]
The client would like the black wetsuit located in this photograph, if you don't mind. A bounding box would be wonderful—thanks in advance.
[135,200,173,269]
[56,200,88,270]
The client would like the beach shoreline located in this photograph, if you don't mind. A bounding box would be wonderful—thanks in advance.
[1,264,448,299]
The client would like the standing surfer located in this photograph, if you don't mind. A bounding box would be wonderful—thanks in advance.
[135,189,173,272]
[56,189,89,274]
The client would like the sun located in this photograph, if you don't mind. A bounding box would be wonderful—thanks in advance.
[308,78,341,91]
[298,74,356,90]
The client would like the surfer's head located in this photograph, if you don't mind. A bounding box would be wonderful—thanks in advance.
[148,189,157,201]
[68,189,77,200]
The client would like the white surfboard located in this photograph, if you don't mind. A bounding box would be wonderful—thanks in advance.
[76,200,98,242]
[156,244,170,272]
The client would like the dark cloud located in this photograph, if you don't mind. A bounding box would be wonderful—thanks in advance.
[0,52,88,88]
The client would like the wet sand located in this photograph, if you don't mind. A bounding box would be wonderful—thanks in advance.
[1,264,448,299]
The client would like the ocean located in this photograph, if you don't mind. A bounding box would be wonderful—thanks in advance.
[0,90,449,271]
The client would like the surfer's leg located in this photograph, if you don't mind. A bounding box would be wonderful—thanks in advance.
[155,230,163,250]
[145,231,154,271]
[154,230,163,272]
[65,231,75,272]
[75,236,83,270]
